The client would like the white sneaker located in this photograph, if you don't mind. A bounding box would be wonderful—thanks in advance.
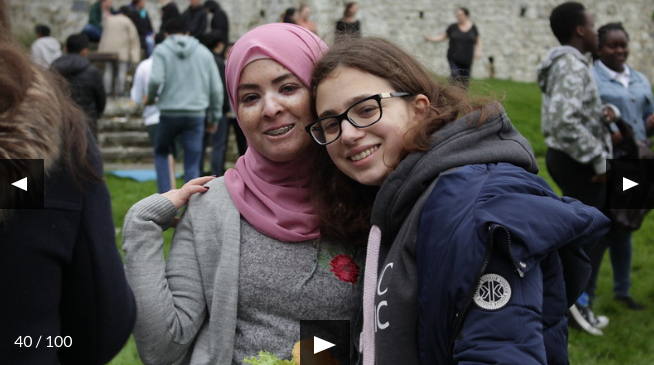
[569,303,605,335]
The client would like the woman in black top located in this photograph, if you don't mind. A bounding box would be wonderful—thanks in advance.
[335,2,361,42]
[424,7,482,89]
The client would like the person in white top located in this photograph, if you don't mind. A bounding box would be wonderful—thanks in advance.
[130,32,177,189]
[30,25,61,68]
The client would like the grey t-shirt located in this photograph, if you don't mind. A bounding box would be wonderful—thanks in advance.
[234,219,363,364]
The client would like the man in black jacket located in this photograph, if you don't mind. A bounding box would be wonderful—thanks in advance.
[182,0,207,39]
[126,0,154,56]
[52,34,106,140]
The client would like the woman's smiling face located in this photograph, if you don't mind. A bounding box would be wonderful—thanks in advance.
[236,59,314,162]
[598,29,629,73]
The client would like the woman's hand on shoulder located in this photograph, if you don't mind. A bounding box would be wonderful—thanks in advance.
[162,176,217,209]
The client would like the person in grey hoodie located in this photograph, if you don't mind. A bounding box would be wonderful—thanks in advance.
[147,17,222,193]
[30,24,61,68]
[536,2,612,336]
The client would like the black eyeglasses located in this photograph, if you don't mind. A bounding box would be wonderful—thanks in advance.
[306,92,412,145]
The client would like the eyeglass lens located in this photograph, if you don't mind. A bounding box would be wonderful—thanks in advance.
[313,97,381,144]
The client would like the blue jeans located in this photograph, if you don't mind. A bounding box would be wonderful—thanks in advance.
[154,115,204,193]
[610,229,633,297]
[586,225,633,299]
[82,24,102,43]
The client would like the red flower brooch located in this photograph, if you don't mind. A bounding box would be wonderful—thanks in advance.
[329,254,361,284]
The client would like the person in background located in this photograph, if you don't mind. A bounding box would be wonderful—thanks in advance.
[223,41,248,161]
[296,3,317,34]
[280,7,298,24]
[130,32,178,190]
[81,0,114,43]
[52,33,106,140]
[126,0,154,57]
[147,18,222,193]
[98,5,141,96]
[0,0,136,363]
[536,1,613,335]
[307,35,610,365]
[335,2,361,42]
[589,22,654,311]
[31,24,61,68]
[204,0,229,46]
[122,23,361,365]
[199,29,229,175]
[424,7,482,89]
[182,0,208,39]
[159,0,181,33]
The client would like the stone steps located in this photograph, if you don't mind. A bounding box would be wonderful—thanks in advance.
[101,146,154,162]
[99,131,151,147]
[98,98,152,163]
[97,97,244,165]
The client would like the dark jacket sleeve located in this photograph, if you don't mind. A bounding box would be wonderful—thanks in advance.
[58,141,136,365]
[184,8,207,38]
[210,9,229,34]
[92,67,106,116]
[196,11,207,38]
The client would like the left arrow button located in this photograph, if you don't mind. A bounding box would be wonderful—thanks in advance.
[12,177,27,191]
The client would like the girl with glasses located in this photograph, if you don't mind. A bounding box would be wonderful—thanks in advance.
[123,24,362,365]
[308,36,611,365]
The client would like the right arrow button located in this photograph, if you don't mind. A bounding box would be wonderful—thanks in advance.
[623,177,639,192]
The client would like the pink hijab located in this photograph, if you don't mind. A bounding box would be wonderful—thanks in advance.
[223,23,328,242]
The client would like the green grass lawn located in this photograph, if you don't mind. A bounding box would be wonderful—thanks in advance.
[106,78,654,365]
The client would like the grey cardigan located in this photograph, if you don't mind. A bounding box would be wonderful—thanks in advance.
[123,177,241,365]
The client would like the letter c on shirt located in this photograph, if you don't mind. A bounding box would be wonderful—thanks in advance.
[376,301,389,331]
[377,262,393,296]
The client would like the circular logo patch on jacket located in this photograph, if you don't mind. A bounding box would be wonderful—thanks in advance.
[473,273,512,310]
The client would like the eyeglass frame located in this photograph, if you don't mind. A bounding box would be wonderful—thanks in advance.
[305,92,413,145]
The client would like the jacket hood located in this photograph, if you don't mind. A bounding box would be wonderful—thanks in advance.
[34,37,62,54]
[51,54,90,77]
[162,34,200,59]
[536,46,588,92]
[371,103,538,241]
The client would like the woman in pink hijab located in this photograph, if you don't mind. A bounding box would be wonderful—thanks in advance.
[122,23,363,365]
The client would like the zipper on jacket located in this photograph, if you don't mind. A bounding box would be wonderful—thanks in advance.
[497,225,524,278]
[448,223,522,357]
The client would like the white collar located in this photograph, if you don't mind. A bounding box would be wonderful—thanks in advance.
[598,60,630,88]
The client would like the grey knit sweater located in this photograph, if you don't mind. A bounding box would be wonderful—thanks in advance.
[123,177,362,365]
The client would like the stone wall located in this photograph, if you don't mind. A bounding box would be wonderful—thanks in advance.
[9,0,654,82]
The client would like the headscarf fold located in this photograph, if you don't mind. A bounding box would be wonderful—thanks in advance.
[224,23,328,242]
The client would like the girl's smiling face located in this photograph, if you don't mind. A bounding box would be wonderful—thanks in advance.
[315,66,428,186]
